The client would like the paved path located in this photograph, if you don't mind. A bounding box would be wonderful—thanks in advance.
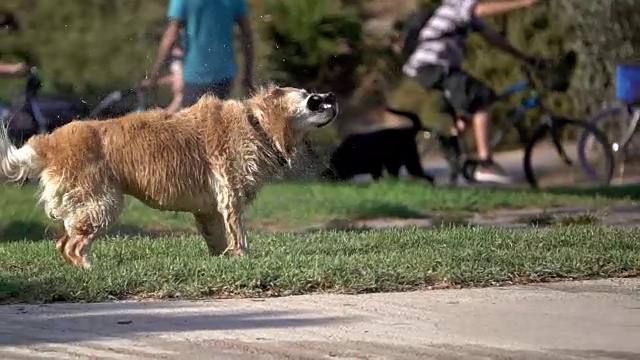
[1,278,639,359]
[420,143,640,187]
[319,204,640,232]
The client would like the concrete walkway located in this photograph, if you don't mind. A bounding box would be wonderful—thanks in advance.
[420,142,640,187]
[1,278,639,359]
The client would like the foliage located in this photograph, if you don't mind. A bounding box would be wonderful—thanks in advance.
[0,0,166,103]
[261,0,364,94]
[1,0,638,151]
[558,0,640,111]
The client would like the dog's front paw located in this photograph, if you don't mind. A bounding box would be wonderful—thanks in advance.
[220,246,249,258]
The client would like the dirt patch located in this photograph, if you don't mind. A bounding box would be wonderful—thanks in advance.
[249,205,640,234]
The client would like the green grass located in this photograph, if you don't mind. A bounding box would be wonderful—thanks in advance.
[1,226,638,304]
[1,181,639,304]
[1,180,638,241]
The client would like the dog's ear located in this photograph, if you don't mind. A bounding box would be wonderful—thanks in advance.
[268,86,286,99]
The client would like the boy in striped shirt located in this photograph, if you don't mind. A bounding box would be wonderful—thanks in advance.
[403,0,543,184]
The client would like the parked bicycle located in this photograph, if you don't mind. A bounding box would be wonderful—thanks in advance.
[0,66,147,147]
[390,51,614,189]
[577,62,640,183]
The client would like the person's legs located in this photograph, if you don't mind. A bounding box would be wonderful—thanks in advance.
[443,70,512,184]
[182,78,235,108]
[415,65,447,93]
[208,78,234,100]
[413,65,466,183]
[182,83,207,108]
[472,109,492,160]
[415,65,467,135]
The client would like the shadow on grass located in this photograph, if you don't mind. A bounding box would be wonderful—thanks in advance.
[305,201,431,233]
[0,278,23,302]
[0,221,195,243]
[307,201,441,234]
[0,220,51,242]
[0,299,353,347]
[348,201,427,220]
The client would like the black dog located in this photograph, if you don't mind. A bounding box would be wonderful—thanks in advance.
[320,107,435,184]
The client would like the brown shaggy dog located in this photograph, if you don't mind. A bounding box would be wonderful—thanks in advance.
[0,85,338,269]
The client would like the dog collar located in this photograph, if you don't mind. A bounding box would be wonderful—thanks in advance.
[247,112,289,167]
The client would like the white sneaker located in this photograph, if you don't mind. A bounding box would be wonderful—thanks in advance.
[473,160,513,184]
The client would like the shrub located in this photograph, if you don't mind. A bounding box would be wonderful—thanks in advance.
[261,0,364,95]
[559,0,640,112]
[1,0,166,103]
[7,0,632,154]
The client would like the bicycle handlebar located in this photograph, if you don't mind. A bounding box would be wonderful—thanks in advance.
[22,65,148,121]
[520,63,548,89]
[521,64,535,85]
[518,50,577,93]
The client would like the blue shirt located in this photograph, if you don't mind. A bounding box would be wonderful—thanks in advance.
[167,0,248,84]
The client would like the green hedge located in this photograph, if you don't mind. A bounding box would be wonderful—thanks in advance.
[1,0,166,101]
[1,0,638,150]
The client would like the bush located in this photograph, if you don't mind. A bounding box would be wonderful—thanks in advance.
[261,0,364,95]
[559,0,640,112]
[5,0,634,153]
[1,0,167,104]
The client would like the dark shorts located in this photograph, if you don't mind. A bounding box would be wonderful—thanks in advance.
[414,64,497,119]
[182,78,234,107]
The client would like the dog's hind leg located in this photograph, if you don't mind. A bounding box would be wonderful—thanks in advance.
[194,211,227,256]
[59,190,124,269]
[55,233,74,265]
[214,183,249,257]
[218,200,249,257]
[62,218,101,269]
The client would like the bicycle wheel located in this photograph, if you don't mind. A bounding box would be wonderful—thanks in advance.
[579,104,640,161]
[523,117,614,189]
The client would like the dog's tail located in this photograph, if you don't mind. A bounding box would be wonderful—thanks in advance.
[385,107,426,131]
[0,126,44,184]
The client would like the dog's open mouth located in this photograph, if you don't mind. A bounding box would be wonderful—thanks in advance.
[307,93,336,112]
[307,92,338,127]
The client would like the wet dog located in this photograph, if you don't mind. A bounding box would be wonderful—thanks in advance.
[0,85,338,268]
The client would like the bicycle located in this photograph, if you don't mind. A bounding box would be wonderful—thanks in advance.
[390,50,614,189]
[0,66,147,147]
[577,63,640,183]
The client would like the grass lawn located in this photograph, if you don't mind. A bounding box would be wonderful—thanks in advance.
[1,227,638,304]
[1,180,638,240]
[1,181,639,304]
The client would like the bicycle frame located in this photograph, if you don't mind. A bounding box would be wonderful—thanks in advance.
[442,62,580,182]
[615,103,640,152]
[490,79,549,150]
[503,77,584,164]
[433,72,550,183]
[4,66,148,148]
[87,87,147,119]
[426,51,611,187]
